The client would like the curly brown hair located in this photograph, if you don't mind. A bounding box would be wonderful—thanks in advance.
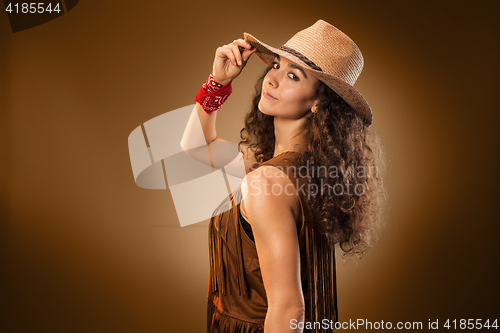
[238,68,386,259]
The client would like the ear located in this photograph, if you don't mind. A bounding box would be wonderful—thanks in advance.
[311,99,320,114]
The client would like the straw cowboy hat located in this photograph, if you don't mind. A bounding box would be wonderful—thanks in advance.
[244,19,372,125]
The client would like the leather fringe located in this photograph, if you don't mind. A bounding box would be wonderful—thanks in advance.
[209,189,248,297]
[233,189,248,296]
[304,222,339,331]
[208,300,263,333]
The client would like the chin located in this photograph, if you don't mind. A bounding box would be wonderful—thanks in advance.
[258,108,271,116]
[257,100,271,116]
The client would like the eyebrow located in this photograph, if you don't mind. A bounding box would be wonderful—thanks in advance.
[275,55,309,79]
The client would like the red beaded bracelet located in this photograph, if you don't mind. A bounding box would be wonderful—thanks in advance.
[195,72,232,114]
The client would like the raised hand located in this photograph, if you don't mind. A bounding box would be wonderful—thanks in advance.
[212,38,256,86]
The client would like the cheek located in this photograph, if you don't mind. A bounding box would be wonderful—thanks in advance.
[281,88,315,111]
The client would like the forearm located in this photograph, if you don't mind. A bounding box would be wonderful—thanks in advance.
[180,102,217,151]
[181,39,255,151]
[264,306,305,333]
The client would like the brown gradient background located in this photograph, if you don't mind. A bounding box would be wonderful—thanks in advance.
[1,1,499,332]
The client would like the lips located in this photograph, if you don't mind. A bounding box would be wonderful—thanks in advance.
[263,91,277,100]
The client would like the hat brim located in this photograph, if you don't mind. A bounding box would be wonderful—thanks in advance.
[244,32,372,125]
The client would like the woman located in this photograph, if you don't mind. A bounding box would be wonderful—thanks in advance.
[181,20,385,333]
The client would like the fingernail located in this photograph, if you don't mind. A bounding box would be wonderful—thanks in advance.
[238,60,242,65]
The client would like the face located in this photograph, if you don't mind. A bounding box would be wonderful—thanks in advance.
[258,55,319,118]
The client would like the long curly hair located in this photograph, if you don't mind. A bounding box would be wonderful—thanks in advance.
[238,68,386,259]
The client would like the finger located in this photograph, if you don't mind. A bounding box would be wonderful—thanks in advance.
[233,38,253,50]
[226,49,238,66]
[241,48,257,62]
[228,44,245,66]
[231,39,253,64]
[218,46,237,66]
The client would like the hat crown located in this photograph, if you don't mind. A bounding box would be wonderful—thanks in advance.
[282,20,364,86]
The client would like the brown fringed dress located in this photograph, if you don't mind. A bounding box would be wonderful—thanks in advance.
[207,151,338,332]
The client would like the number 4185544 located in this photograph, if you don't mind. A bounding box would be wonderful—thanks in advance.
[5,2,61,14]
[444,319,498,330]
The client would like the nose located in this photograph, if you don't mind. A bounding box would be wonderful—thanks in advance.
[265,69,278,88]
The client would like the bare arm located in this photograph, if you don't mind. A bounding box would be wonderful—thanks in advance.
[180,103,258,177]
[242,166,305,333]
[180,39,257,177]
[179,102,220,158]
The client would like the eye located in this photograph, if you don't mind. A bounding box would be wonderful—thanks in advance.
[271,61,280,69]
[288,73,299,81]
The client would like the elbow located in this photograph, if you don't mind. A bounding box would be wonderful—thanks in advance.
[180,129,193,151]
[179,139,190,157]
[265,304,305,332]
[268,301,305,319]
[290,304,305,318]
[179,137,188,152]
[179,134,198,153]
[180,133,212,152]
[179,138,211,156]
[270,293,305,313]
[266,290,305,320]
[287,305,306,331]
[285,299,305,315]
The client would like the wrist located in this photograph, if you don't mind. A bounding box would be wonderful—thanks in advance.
[195,72,233,114]
[211,73,232,87]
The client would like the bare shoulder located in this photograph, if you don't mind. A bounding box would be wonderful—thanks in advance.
[241,165,301,228]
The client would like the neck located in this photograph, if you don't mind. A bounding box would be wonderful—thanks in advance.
[273,116,307,157]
